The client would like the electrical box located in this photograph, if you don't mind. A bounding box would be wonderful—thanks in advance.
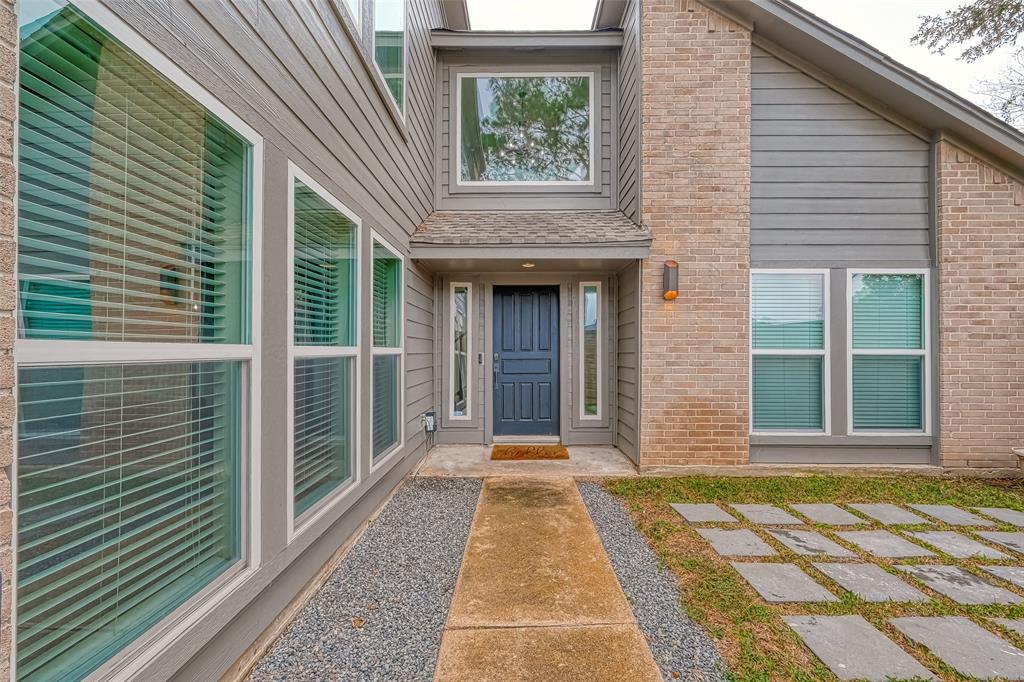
[423,411,437,433]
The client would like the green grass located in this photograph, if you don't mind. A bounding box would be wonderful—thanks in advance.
[605,475,1024,682]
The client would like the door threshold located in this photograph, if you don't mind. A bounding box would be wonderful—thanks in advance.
[491,435,561,445]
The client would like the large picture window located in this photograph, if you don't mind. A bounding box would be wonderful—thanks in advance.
[374,0,405,113]
[751,271,828,432]
[372,234,403,461]
[16,2,257,679]
[289,172,359,526]
[458,73,594,184]
[580,282,601,419]
[451,282,471,419]
[849,271,928,433]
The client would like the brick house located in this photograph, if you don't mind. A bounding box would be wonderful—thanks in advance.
[0,0,1021,679]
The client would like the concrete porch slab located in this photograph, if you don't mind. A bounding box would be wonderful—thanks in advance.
[415,444,638,478]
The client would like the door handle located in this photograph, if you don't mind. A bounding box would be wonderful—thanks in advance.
[493,352,499,375]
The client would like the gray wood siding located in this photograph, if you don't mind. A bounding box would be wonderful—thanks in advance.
[617,0,640,221]
[92,1,440,677]
[436,52,617,209]
[615,261,640,461]
[751,46,932,266]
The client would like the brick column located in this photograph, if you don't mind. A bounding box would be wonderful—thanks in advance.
[638,0,751,467]
[936,140,1024,472]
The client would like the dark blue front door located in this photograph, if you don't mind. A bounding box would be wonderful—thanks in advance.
[493,286,559,437]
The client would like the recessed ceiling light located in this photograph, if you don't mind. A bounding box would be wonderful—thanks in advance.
[522,262,535,269]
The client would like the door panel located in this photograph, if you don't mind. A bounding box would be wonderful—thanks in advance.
[493,286,560,436]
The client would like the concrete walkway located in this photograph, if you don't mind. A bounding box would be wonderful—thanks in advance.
[434,477,661,681]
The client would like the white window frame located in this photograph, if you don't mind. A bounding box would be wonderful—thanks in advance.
[371,0,407,120]
[13,2,264,679]
[449,281,472,421]
[455,70,598,187]
[338,0,361,34]
[846,268,931,436]
[749,269,831,436]
[579,281,602,421]
[285,163,362,541]
[370,229,405,469]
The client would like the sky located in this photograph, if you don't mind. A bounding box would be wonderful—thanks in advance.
[466,0,1016,110]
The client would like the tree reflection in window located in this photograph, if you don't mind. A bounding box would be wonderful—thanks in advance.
[460,75,591,183]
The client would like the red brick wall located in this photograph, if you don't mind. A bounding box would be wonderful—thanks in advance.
[936,140,1024,472]
[638,0,751,467]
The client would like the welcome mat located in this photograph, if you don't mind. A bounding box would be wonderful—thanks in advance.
[491,444,569,461]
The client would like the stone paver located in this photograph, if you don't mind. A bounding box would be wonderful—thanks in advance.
[982,565,1024,589]
[670,503,737,524]
[908,504,993,526]
[891,616,1024,680]
[978,531,1024,554]
[975,507,1024,527]
[847,503,929,525]
[813,563,929,603]
[790,503,864,526]
[696,528,777,557]
[785,615,935,681]
[896,565,1023,605]
[992,618,1024,637]
[905,530,1009,559]
[835,530,934,558]
[766,529,855,557]
[729,504,802,525]
[731,563,838,603]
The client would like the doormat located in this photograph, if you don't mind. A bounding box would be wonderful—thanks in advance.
[491,444,569,461]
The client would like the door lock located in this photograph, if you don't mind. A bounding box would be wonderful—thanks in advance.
[493,352,499,375]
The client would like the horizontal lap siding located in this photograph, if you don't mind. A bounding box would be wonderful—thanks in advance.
[751,46,932,266]
[616,262,640,461]
[617,0,641,220]
[437,53,617,209]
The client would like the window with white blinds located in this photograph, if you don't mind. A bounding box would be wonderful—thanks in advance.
[289,171,358,524]
[850,272,928,432]
[371,235,402,460]
[16,3,256,679]
[18,3,250,344]
[17,362,243,681]
[580,282,601,419]
[751,271,828,432]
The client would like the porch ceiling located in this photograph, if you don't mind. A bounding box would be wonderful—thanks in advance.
[410,210,652,267]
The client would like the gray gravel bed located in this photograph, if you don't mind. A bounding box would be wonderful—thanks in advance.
[250,477,481,681]
[578,481,726,682]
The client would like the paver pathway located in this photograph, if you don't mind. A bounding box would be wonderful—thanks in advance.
[435,477,661,681]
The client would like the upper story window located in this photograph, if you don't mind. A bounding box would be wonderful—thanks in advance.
[374,0,405,114]
[458,73,594,185]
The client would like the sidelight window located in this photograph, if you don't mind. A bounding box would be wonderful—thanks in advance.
[580,282,601,419]
[451,282,472,419]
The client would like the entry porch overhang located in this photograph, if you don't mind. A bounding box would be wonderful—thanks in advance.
[410,210,652,270]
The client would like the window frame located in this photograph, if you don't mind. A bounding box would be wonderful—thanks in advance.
[285,163,362,540]
[749,269,831,436]
[579,280,602,421]
[454,70,598,187]
[12,2,265,679]
[449,281,472,421]
[846,268,931,436]
[371,0,407,120]
[337,0,361,35]
[370,229,405,469]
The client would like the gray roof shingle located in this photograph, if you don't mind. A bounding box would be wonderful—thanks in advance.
[411,210,651,246]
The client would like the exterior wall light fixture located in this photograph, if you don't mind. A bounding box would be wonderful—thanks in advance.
[663,260,679,301]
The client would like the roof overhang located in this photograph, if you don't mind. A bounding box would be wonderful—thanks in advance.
[591,0,626,30]
[410,247,649,273]
[440,0,470,30]
[431,29,623,51]
[702,0,1024,176]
